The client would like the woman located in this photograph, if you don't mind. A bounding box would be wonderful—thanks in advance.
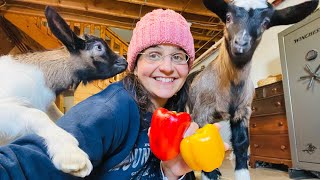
[0,9,225,179]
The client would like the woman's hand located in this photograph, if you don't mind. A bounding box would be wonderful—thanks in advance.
[160,122,229,179]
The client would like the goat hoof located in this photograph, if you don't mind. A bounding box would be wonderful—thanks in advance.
[202,169,221,180]
[51,144,93,177]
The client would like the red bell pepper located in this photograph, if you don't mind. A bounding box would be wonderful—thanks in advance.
[149,107,191,161]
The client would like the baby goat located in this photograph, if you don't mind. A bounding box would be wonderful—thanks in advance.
[0,6,127,177]
[188,0,318,179]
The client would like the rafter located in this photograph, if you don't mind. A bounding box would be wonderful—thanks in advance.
[190,20,224,31]
[9,0,217,19]
[9,0,146,19]
[0,7,134,29]
[115,0,217,17]
[0,7,217,42]
[5,0,222,30]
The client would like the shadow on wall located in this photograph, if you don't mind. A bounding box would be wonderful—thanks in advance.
[251,26,287,87]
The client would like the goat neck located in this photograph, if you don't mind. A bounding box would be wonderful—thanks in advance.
[216,38,252,86]
[13,48,81,94]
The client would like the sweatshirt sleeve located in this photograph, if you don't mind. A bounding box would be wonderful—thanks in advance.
[57,86,140,168]
[0,136,78,179]
[0,84,140,179]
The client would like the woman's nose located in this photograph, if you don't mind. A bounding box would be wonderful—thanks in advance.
[159,56,174,74]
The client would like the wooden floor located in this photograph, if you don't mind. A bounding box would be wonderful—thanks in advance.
[194,151,292,180]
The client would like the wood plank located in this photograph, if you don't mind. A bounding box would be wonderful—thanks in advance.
[0,7,134,30]
[3,0,221,31]
[192,33,213,41]
[0,7,219,42]
[36,16,41,28]
[90,24,95,35]
[55,95,64,113]
[116,0,217,17]
[0,18,16,55]
[119,44,124,56]
[12,0,217,18]
[100,25,106,40]
[80,22,85,35]
[105,28,129,46]
[190,21,224,31]
[69,21,74,31]
[3,13,61,50]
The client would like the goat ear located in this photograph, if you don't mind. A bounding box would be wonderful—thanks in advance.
[84,34,90,40]
[45,6,85,53]
[269,0,319,28]
[203,0,228,23]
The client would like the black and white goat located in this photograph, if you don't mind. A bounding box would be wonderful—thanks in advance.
[0,6,127,177]
[187,0,318,179]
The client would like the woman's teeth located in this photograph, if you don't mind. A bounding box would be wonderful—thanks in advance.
[155,77,174,82]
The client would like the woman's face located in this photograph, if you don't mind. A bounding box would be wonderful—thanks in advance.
[135,44,190,108]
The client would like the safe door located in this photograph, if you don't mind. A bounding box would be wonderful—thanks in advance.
[279,10,320,171]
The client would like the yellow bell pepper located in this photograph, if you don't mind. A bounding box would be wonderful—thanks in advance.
[180,124,225,172]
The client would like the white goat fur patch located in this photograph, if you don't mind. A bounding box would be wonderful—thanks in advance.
[0,56,55,111]
[235,169,251,180]
[233,0,268,11]
[0,55,93,176]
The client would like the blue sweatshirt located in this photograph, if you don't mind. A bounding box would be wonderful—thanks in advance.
[0,81,163,179]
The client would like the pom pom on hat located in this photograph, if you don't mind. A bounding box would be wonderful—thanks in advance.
[127,9,195,71]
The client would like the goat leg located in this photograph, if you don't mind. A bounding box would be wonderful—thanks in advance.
[230,120,250,180]
[47,102,64,122]
[20,107,93,177]
[233,106,251,125]
[201,169,222,180]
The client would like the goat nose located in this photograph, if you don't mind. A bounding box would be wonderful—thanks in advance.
[116,57,128,66]
[235,39,248,46]
[117,57,126,63]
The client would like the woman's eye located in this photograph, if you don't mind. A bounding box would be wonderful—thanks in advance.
[172,54,183,61]
[148,52,161,60]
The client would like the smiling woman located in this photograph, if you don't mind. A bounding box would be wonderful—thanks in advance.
[134,44,190,107]
[0,8,220,180]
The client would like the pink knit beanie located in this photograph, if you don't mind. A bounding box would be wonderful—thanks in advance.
[127,9,195,71]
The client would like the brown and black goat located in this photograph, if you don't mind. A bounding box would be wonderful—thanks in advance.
[187,0,319,179]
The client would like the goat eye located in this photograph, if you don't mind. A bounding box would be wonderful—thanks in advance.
[94,44,102,51]
[261,19,270,29]
[226,14,231,23]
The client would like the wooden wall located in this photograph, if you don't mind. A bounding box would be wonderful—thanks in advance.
[0,17,15,55]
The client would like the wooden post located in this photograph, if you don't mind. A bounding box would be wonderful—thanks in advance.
[90,24,95,35]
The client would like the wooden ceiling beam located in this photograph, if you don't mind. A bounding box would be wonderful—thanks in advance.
[193,34,215,41]
[0,8,215,42]
[9,0,216,20]
[190,21,224,31]
[8,0,152,19]
[115,0,217,17]
[5,0,222,30]
[1,7,134,30]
